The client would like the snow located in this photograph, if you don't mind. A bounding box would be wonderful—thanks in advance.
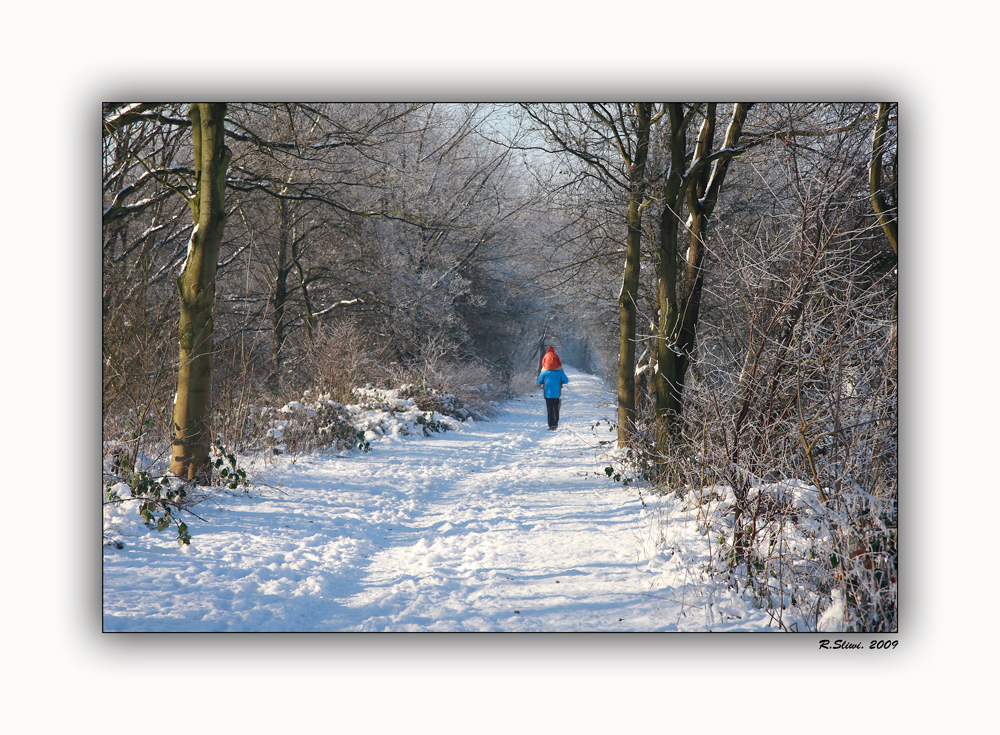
[104,368,802,632]
[178,222,197,276]
[19,29,996,735]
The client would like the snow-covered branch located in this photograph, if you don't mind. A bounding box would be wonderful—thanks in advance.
[310,298,364,318]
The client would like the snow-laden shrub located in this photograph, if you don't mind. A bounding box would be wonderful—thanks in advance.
[600,406,896,632]
[247,383,475,457]
[400,359,505,420]
[103,439,255,548]
[104,471,194,546]
[258,400,371,455]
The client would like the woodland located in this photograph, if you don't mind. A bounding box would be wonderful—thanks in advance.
[102,102,897,630]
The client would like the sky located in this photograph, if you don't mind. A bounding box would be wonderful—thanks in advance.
[4,0,996,731]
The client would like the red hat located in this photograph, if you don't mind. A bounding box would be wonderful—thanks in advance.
[542,346,562,370]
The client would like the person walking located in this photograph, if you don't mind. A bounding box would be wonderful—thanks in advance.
[537,346,569,430]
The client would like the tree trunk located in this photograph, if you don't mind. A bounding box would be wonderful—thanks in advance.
[271,197,290,392]
[616,103,653,447]
[170,103,230,481]
[676,103,749,381]
[657,103,751,437]
[869,102,897,256]
[655,104,689,436]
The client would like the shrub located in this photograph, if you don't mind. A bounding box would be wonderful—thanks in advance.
[104,470,193,546]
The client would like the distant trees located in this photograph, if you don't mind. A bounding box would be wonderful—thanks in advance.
[221,102,423,389]
[103,102,546,478]
[519,103,755,447]
[518,103,660,446]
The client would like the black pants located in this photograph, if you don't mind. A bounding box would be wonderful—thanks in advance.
[545,397,561,427]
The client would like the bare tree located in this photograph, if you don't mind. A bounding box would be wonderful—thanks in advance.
[169,104,231,480]
[637,104,897,629]
[653,103,753,439]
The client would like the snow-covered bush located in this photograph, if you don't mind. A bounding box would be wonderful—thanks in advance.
[243,382,478,457]
[254,400,370,455]
[103,440,254,548]
[104,470,194,546]
[602,357,897,634]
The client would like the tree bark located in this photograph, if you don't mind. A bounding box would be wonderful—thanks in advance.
[869,102,897,255]
[656,103,751,437]
[655,104,690,434]
[271,197,291,391]
[617,103,653,446]
[170,103,230,481]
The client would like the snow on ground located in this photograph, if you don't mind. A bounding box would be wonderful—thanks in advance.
[103,368,779,632]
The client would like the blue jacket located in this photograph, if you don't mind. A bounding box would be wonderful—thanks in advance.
[538,368,569,399]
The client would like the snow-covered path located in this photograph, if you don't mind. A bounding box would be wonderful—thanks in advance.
[103,369,713,632]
